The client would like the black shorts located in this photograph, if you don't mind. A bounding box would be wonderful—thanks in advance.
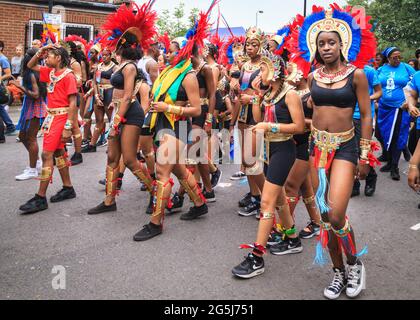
[309,135,358,166]
[264,140,296,186]
[101,88,113,107]
[124,100,144,128]
[192,104,209,127]
[294,132,310,161]
[215,90,224,112]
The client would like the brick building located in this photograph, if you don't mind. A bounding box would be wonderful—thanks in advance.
[0,0,131,58]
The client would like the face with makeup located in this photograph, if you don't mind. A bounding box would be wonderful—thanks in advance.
[245,39,260,59]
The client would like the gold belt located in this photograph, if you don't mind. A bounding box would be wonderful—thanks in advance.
[264,132,293,142]
[311,127,355,145]
[98,84,113,90]
[200,98,209,105]
[47,107,68,116]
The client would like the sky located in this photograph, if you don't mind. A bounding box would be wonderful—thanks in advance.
[136,0,348,33]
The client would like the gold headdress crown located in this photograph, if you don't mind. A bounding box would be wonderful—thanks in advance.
[245,27,265,45]
[306,9,353,62]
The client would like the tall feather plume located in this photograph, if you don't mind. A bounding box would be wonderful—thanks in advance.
[158,32,171,54]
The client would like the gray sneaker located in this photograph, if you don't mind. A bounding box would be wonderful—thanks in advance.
[346,260,366,298]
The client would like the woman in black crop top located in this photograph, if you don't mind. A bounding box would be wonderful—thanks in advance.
[88,29,153,216]
[133,36,209,242]
[82,48,117,153]
[232,53,306,279]
[283,62,321,241]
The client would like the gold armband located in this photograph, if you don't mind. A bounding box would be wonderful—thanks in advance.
[408,164,418,170]
[166,104,184,116]
[359,138,371,160]
[205,113,213,123]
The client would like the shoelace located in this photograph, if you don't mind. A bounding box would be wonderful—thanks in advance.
[328,271,345,293]
[347,264,361,287]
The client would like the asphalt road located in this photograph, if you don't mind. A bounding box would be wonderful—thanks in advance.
[0,107,419,300]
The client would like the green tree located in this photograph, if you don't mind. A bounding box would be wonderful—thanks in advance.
[347,0,420,59]
[156,2,200,38]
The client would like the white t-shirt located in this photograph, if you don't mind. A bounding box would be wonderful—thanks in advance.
[11,56,22,76]
[137,56,154,87]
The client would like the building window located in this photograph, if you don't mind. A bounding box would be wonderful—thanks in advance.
[28,21,94,46]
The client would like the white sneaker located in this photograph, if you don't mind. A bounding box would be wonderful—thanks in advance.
[36,160,42,173]
[15,168,38,181]
[324,268,347,300]
[346,260,366,298]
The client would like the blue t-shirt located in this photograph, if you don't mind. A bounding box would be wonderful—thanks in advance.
[0,54,11,83]
[377,62,415,108]
[407,71,420,129]
[353,65,380,120]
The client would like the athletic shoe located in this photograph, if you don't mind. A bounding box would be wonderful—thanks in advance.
[364,173,377,197]
[98,179,106,186]
[70,152,83,166]
[5,130,18,136]
[88,201,117,215]
[133,222,162,241]
[299,221,320,239]
[210,168,222,188]
[324,268,347,300]
[15,168,38,181]
[81,139,90,147]
[16,136,20,142]
[50,187,76,203]
[238,199,260,217]
[0,139,5,144]
[19,194,48,214]
[140,182,148,192]
[167,192,184,214]
[66,138,73,146]
[346,260,366,298]
[238,192,252,208]
[180,203,208,220]
[390,165,400,181]
[267,229,283,247]
[232,253,265,279]
[203,189,216,203]
[351,179,360,198]
[403,147,411,162]
[81,144,96,153]
[270,237,303,255]
[96,134,107,147]
[230,171,246,180]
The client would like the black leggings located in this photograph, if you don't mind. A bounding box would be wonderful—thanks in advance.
[264,139,296,186]
[388,108,403,166]
[0,112,4,140]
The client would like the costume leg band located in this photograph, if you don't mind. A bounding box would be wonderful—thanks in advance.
[151,179,174,227]
[313,218,332,266]
[239,242,267,256]
[55,154,70,170]
[132,164,154,194]
[259,211,274,220]
[303,195,316,205]
[39,167,53,183]
[287,196,300,204]
[331,218,368,258]
[105,165,120,197]
[179,170,206,204]
[73,133,82,139]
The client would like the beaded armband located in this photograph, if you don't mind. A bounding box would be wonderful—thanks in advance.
[166,104,184,116]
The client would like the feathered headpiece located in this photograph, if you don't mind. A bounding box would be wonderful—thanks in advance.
[64,35,88,52]
[260,50,287,83]
[220,35,246,69]
[172,0,218,65]
[158,32,171,54]
[101,1,158,53]
[290,3,376,69]
[41,30,57,46]
[271,25,291,55]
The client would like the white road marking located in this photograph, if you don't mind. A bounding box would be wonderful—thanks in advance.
[410,223,420,231]
[218,183,232,188]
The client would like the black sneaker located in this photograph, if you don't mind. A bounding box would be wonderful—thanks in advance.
[403,147,411,162]
[351,179,360,198]
[50,187,76,203]
[238,199,260,217]
[299,221,320,239]
[180,203,208,220]
[0,139,5,144]
[324,268,347,300]
[81,144,96,153]
[267,229,283,247]
[99,179,106,186]
[230,171,246,180]
[140,182,148,192]
[166,192,184,214]
[88,201,117,215]
[270,237,303,255]
[81,139,90,147]
[379,162,392,172]
[70,152,83,166]
[232,253,265,279]
[210,168,222,188]
[133,222,162,241]
[346,260,366,298]
[19,194,48,214]
[238,192,252,207]
[145,194,154,215]
[203,189,216,203]
[390,165,400,181]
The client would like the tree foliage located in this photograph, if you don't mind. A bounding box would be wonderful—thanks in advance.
[347,0,420,59]
[156,2,200,38]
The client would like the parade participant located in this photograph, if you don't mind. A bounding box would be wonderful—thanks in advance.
[377,47,416,180]
[137,40,159,86]
[288,3,377,299]
[236,27,267,217]
[279,62,321,242]
[351,64,382,197]
[231,52,305,278]
[67,41,84,165]
[19,43,78,214]
[88,2,157,215]
[81,42,101,147]
[133,5,217,241]
[82,47,117,153]
[13,48,46,180]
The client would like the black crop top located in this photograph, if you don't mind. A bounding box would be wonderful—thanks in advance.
[101,65,114,80]
[239,68,260,90]
[110,62,143,90]
[197,70,206,89]
[311,71,357,109]
[275,96,292,124]
[301,92,313,118]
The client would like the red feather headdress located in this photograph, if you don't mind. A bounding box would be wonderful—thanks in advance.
[101,1,158,52]
[158,32,171,54]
